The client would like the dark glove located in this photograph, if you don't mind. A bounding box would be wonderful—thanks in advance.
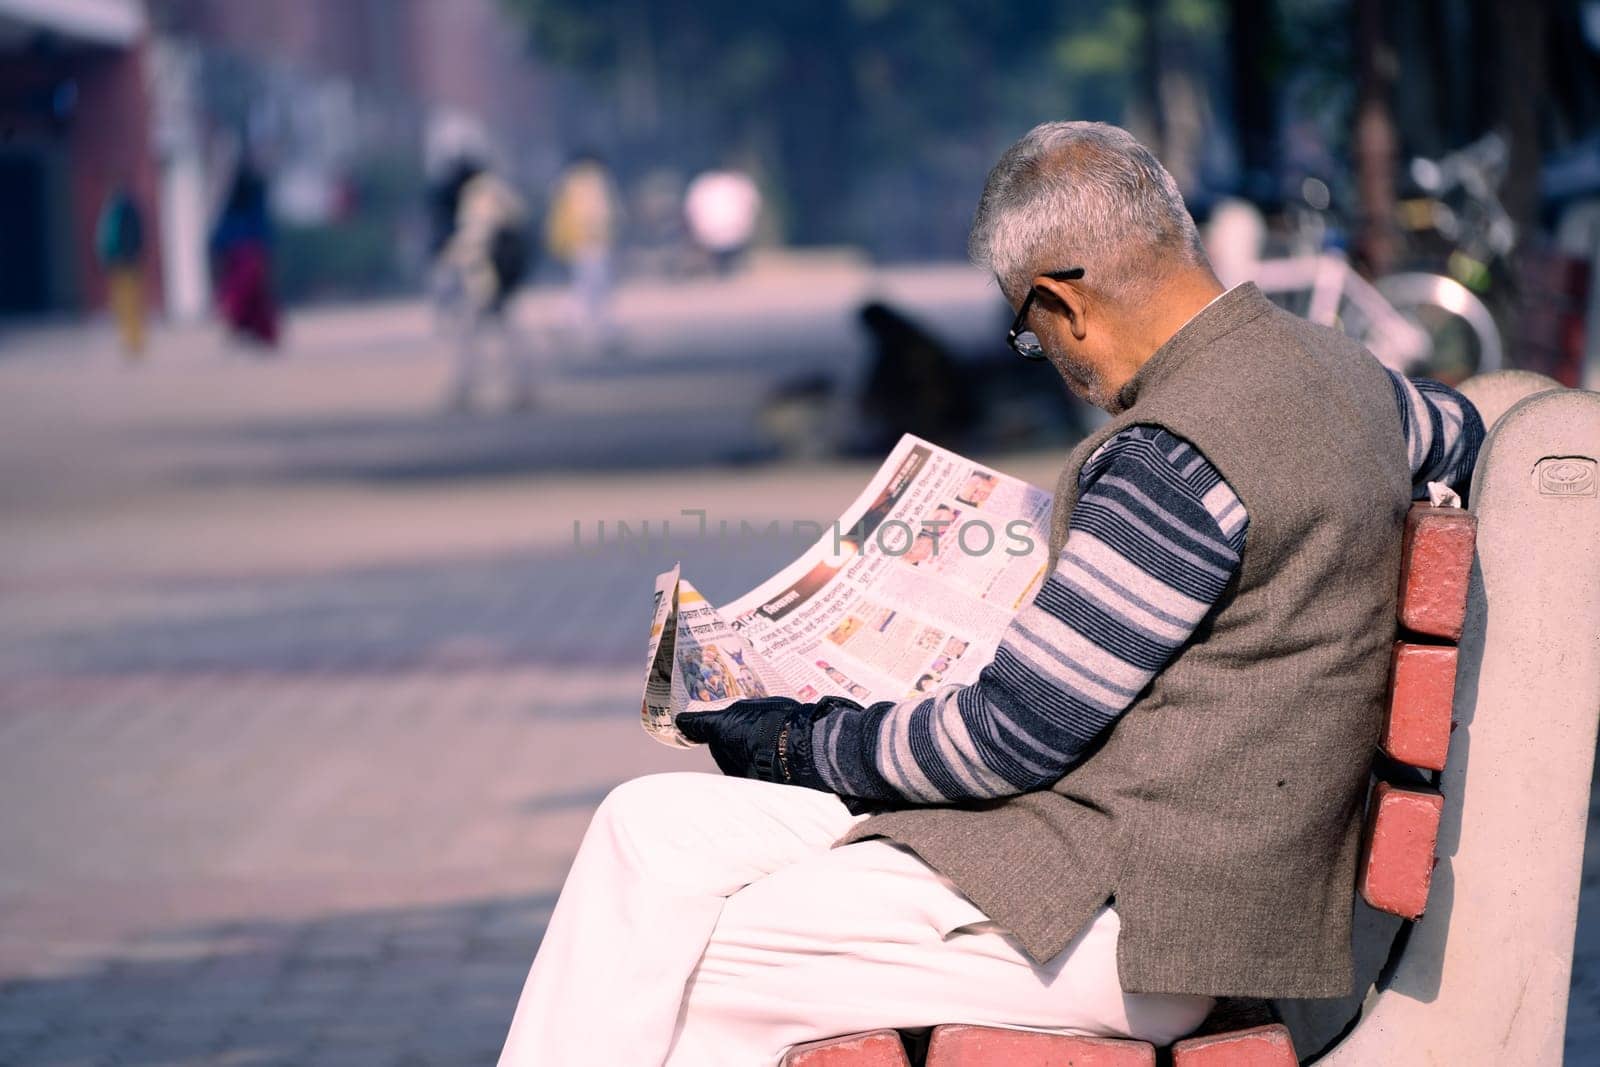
[676,695,858,790]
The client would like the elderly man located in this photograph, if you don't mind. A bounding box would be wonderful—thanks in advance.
[498,121,1484,1066]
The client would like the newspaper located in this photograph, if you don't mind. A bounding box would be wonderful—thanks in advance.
[641,434,1054,748]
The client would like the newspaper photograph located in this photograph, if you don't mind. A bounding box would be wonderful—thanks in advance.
[640,434,1055,748]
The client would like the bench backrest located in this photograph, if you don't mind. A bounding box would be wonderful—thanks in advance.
[1311,377,1600,1064]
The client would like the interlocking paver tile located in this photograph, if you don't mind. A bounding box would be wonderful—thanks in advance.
[2,308,1598,1065]
[302,1052,401,1067]
[17,1031,120,1067]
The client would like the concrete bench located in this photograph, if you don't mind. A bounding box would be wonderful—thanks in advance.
[782,371,1600,1066]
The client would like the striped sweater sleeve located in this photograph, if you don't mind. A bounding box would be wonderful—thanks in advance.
[811,425,1248,804]
[1387,370,1485,496]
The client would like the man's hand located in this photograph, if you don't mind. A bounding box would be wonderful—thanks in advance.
[675,696,858,790]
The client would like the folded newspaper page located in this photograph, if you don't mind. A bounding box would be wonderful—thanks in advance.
[641,434,1054,748]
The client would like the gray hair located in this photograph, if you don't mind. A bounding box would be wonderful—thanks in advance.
[969,121,1207,303]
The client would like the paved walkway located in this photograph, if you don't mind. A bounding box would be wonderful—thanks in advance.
[0,275,1596,1065]
[0,272,1049,1067]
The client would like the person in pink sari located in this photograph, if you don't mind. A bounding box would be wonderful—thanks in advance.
[210,162,279,347]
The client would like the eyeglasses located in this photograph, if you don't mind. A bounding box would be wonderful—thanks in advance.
[1007,267,1086,361]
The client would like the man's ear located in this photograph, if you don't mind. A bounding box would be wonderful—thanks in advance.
[1032,274,1089,341]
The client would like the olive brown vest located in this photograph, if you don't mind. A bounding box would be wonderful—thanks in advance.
[835,283,1412,998]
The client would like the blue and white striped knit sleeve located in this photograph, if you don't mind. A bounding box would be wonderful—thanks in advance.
[810,426,1248,805]
[1387,370,1485,496]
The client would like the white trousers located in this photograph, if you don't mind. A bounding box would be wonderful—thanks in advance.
[450,312,542,407]
[567,247,616,346]
[498,773,1214,1066]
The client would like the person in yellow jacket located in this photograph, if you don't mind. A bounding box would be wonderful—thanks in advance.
[543,153,620,350]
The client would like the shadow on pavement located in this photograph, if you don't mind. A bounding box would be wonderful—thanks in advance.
[0,893,554,1067]
[141,409,782,485]
[0,544,802,681]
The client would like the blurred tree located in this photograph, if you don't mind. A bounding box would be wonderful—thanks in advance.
[502,0,1047,245]
[1486,0,1544,242]
[1545,1,1600,145]
[1134,0,1169,155]
[499,0,1228,254]
[1228,0,1282,205]
[1351,0,1398,275]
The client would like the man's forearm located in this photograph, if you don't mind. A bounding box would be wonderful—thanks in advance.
[811,427,1248,807]
[811,664,1122,804]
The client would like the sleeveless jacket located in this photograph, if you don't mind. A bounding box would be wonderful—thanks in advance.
[835,283,1411,997]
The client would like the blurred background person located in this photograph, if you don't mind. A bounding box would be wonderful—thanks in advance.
[855,301,979,453]
[684,167,762,275]
[542,152,620,352]
[94,183,147,360]
[427,157,486,331]
[440,159,537,410]
[209,159,279,349]
[1202,196,1269,289]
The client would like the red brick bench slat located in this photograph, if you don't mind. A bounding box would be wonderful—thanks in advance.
[924,1025,1155,1066]
[1396,505,1476,641]
[1170,1022,1298,1065]
[1380,642,1458,772]
[782,1029,911,1067]
[1357,781,1445,919]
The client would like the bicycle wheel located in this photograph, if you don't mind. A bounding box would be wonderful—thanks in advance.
[1375,272,1504,383]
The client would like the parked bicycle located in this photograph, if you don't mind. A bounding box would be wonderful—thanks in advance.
[1221,141,1509,384]
[1387,132,1516,382]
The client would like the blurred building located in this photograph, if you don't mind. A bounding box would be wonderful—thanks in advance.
[0,0,157,317]
[0,0,563,322]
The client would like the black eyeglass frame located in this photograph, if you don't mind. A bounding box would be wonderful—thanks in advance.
[1007,267,1086,361]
